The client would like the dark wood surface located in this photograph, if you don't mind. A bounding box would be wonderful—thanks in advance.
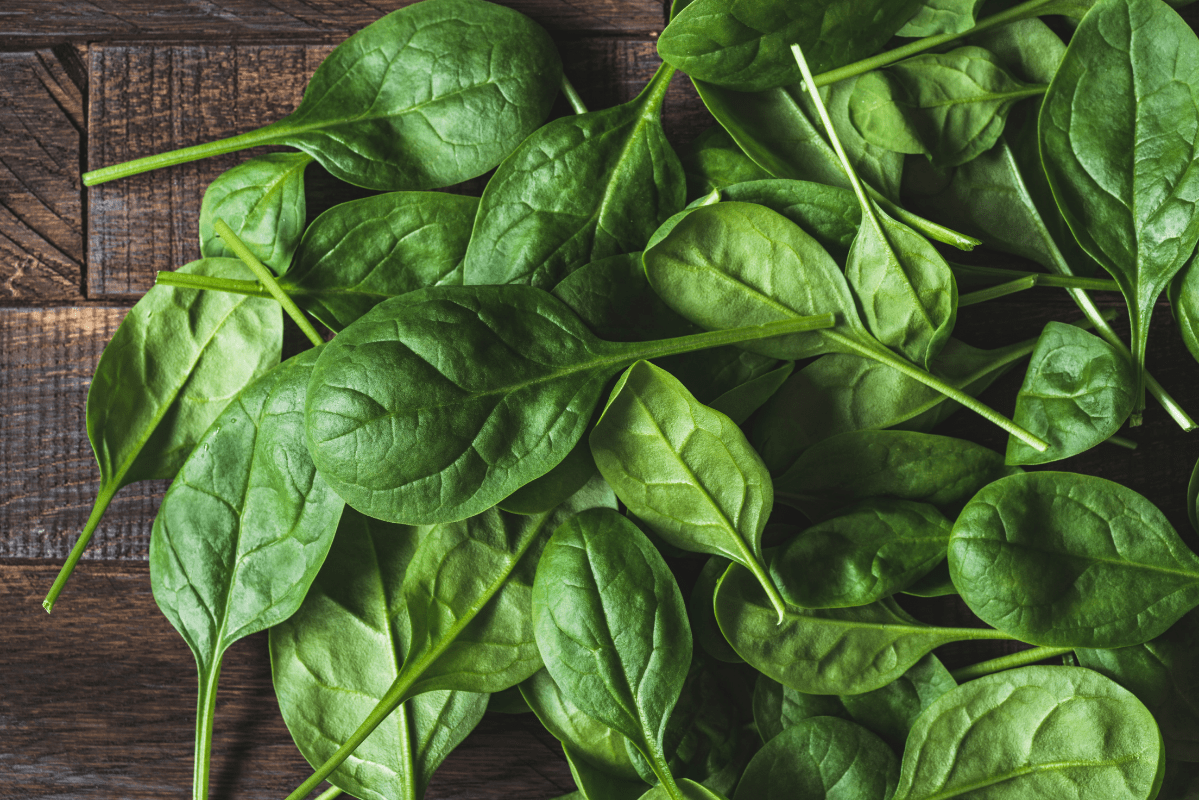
[1,2,1196,799]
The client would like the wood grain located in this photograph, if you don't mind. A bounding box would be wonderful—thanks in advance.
[0,0,666,45]
[0,561,575,800]
[85,39,708,297]
[0,50,85,303]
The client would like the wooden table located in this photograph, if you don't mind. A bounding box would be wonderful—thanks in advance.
[1,2,1196,798]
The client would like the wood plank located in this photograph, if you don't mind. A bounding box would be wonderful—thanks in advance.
[0,50,85,303]
[0,307,166,563]
[0,0,666,44]
[85,39,708,297]
[0,561,576,800]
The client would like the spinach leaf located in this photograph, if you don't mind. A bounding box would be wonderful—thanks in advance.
[488,685,532,714]
[803,77,906,202]
[636,780,729,800]
[1191,460,1199,532]
[199,152,312,272]
[1039,0,1199,419]
[949,472,1200,648]
[279,192,477,331]
[149,348,345,800]
[589,360,787,619]
[551,253,692,343]
[270,508,488,800]
[705,362,792,426]
[733,717,898,800]
[1005,321,1136,465]
[464,62,684,288]
[774,430,1019,520]
[83,0,563,190]
[44,258,283,612]
[690,557,742,665]
[850,47,1046,168]
[656,0,922,92]
[522,668,645,782]
[532,508,692,794]
[718,179,860,262]
[566,744,649,800]
[968,16,1066,85]
[681,127,771,199]
[769,499,952,608]
[1075,610,1198,762]
[896,0,983,36]
[285,477,615,800]
[752,674,842,743]
[715,563,1011,695]
[498,439,598,516]
[305,284,829,525]
[1170,251,1198,361]
[892,667,1166,800]
[901,562,957,598]
[750,334,1037,473]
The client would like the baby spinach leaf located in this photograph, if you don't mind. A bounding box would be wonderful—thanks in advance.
[305,284,829,525]
[896,0,983,36]
[83,0,563,190]
[279,192,477,331]
[1170,251,1198,361]
[850,47,1047,168]
[44,258,283,612]
[718,179,860,262]
[1039,0,1199,418]
[752,674,842,744]
[902,562,957,598]
[522,668,645,782]
[1075,609,1198,763]
[690,557,743,665]
[733,716,898,800]
[285,477,615,800]
[681,127,771,199]
[149,348,345,800]
[551,253,692,343]
[637,779,729,800]
[199,152,312,272]
[892,667,1166,800]
[532,508,692,794]
[949,472,1200,648]
[968,16,1066,85]
[488,685,532,714]
[270,508,488,800]
[565,744,649,800]
[1005,321,1136,465]
[464,62,684,288]
[705,361,792,425]
[769,499,952,608]
[589,360,787,619]
[715,563,1011,696]
[774,430,1019,520]
[656,0,922,92]
[497,439,598,516]
[750,334,1037,473]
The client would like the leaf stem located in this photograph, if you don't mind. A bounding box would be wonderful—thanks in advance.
[950,646,1074,681]
[647,745,687,800]
[313,787,344,800]
[958,276,1038,306]
[193,662,222,800]
[628,314,836,362]
[808,0,1068,88]
[155,271,274,299]
[1105,434,1138,450]
[42,481,118,613]
[950,263,1120,292]
[81,125,285,186]
[214,219,324,347]
[561,74,588,115]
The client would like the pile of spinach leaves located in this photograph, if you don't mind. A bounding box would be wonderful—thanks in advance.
[45,0,1199,798]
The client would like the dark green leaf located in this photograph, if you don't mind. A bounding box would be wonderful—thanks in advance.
[690,557,743,665]
[1169,251,1198,361]
[565,744,649,800]
[551,253,692,343]
[498,439,598,516]
[706,361,792,425]
[637,779,730,800]
[681,126,771,199]
[949,471,1200,648]
[968,16,1066,85]
[719,179,860,262]
[897,0,983,36]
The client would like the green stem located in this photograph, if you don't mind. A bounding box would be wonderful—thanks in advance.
[214,219,324,347]
[561,74,588,115]
[42,481,118,613]
[647,745,687,800]
[808,0,1068,88]
[950,646,1074,681]
[950,263,1120,292]
[629,314,836,363]
[397,703,417,800]
[193,662,222,800]
[828,330,1048,452]
[155,271,274,299]
[313,787,344,800]
[958,276,1038,306]
[82,125,285,186]
[1105,434,1138,450]
[873,191,981,251]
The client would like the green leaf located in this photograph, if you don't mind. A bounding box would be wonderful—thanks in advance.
[892,667,1166,800]
[689,557,743,665]
[719,179,860,262]
[733,716,898,800]
[715,562,1010,695]
[897,0,984,37]
[150,348,345,798]
[84,0,563,190]
[949,471,1200,648]
[464,63,684,288]
[1075,609,1198,762]
[774,430,1019,520]
[47,258,282,612]
[705,361,792,426]
[681,126,771,199]
[637,779,730,800]
[968,16,1066,85]
[270,508,488,800]
[769,499,952,608]
[1039,0,1199,415]
[1169,251,1198,361]
[589,360,786,618]
[279,192,478,331]
[565,744,650,800]
[1005,321,1136,465]
[532,508,692,791]
[498,439,598,516]
[656,0,923,92]
[199,152,312,272]
[306,284,827,525]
